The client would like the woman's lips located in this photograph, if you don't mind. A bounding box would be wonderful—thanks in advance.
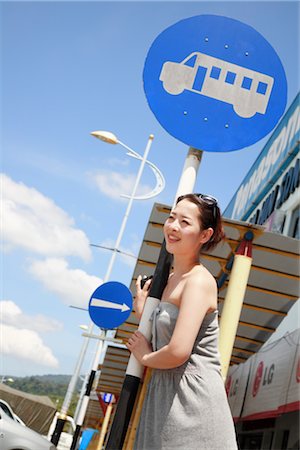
[167,234,180,243]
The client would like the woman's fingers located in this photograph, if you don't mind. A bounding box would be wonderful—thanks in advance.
[127,331,143,348]
[135,275,152,292]
[144,278,152,290]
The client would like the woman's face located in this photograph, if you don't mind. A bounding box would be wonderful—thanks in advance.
[164,199,205,256]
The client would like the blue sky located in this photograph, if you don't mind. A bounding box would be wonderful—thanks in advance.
[1,1,299,377]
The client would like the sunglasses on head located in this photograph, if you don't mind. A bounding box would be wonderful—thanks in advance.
[195,193,218,206]
[177,193,218,205]
[177,193,219,221]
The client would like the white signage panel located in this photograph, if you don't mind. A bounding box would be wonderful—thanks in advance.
[242,330,298,420]
[226,358,252,420]
[284,329,300,413]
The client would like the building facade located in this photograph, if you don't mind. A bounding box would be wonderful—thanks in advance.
[224,92,300,450]
[224,92,299,239]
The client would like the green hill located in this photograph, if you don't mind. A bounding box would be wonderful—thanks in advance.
[1,374,83,416]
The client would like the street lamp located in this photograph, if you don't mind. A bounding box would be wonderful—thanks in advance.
[52,132,165,449]
[91,131,165,201]
[89,131,164,280]
[69,132,165,450]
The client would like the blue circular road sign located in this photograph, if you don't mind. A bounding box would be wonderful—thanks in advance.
[88,281,133,329]
[143,15,287,152]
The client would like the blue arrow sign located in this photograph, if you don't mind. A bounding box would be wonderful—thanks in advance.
[143,15,287,152]
[88,281,133,329]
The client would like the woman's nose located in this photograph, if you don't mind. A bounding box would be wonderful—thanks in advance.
[169,219,179,231]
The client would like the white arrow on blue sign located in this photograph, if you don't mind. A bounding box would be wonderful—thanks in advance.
[88,281,133,329]
[143,15,287,152]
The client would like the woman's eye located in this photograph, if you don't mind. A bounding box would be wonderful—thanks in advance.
[182,219,189,224]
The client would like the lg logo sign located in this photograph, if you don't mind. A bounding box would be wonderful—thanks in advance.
[252,361,275,397]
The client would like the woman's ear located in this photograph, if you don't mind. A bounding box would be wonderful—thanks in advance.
[200,227,214,245]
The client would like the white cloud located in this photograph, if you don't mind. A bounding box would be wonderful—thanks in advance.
[1,173,91,261]
[0,300,62,333]
[28,258,102,308]
[90,170,152,200]
[0,324,59,368]
[107,157,130,168]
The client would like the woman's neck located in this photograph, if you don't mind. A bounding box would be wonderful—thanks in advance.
[172,256,200,277]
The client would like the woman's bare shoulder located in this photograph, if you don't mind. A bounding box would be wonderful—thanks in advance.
[191,264,216,282]
[185,265,217,295]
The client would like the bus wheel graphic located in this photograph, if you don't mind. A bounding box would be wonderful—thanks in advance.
[233,104,258,119]
[162,81,185,95]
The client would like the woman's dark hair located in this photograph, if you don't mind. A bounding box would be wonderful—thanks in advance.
[176,193,225,252]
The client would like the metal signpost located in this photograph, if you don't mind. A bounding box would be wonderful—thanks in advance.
[69,283,132,449]
[106,14,287,449]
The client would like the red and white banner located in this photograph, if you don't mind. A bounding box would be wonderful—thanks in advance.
[241,328,300,420]
[226,358,252,421]
[282,329,300,414]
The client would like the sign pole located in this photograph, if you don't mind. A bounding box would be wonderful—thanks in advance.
[106,147,203,450]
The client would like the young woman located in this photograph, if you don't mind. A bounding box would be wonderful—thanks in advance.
[126,194,238,450]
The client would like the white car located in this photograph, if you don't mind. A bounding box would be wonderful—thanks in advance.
[0,399,26,425]
[0,400,56,450]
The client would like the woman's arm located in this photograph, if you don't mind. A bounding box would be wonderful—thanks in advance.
[126,274,217,369]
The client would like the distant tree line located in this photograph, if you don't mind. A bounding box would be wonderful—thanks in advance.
[4,374,82,416]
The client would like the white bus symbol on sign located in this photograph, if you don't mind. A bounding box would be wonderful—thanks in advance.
[159,52,274,118]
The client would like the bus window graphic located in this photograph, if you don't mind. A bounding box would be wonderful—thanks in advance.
[159,52,274,118]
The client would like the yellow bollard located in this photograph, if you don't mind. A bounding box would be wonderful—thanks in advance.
[219,251,252,380]
[96,400,114,450]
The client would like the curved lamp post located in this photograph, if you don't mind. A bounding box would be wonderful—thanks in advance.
[91,131,165,201]
[89,131,164,282]
[64,132,165,450]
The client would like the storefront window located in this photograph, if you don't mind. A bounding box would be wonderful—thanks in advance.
[289,206,300,239]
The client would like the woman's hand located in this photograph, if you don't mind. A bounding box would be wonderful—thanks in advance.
[125,330,153,364]
[133,275,152,319]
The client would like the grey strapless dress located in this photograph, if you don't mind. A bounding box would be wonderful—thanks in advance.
[133,302,238,450]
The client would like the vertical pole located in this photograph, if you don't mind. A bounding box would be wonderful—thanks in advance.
[96,400,114,450]
[173,147,203,205]
[51,323,93,446]
[106,147,203,450]
[73,370,89,424]
[70,333,104,450]
[104,135,154,280]
[70,136,154,450]
[219,236,253,379]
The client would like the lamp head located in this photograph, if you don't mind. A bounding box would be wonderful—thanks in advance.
[90,131,118,144]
